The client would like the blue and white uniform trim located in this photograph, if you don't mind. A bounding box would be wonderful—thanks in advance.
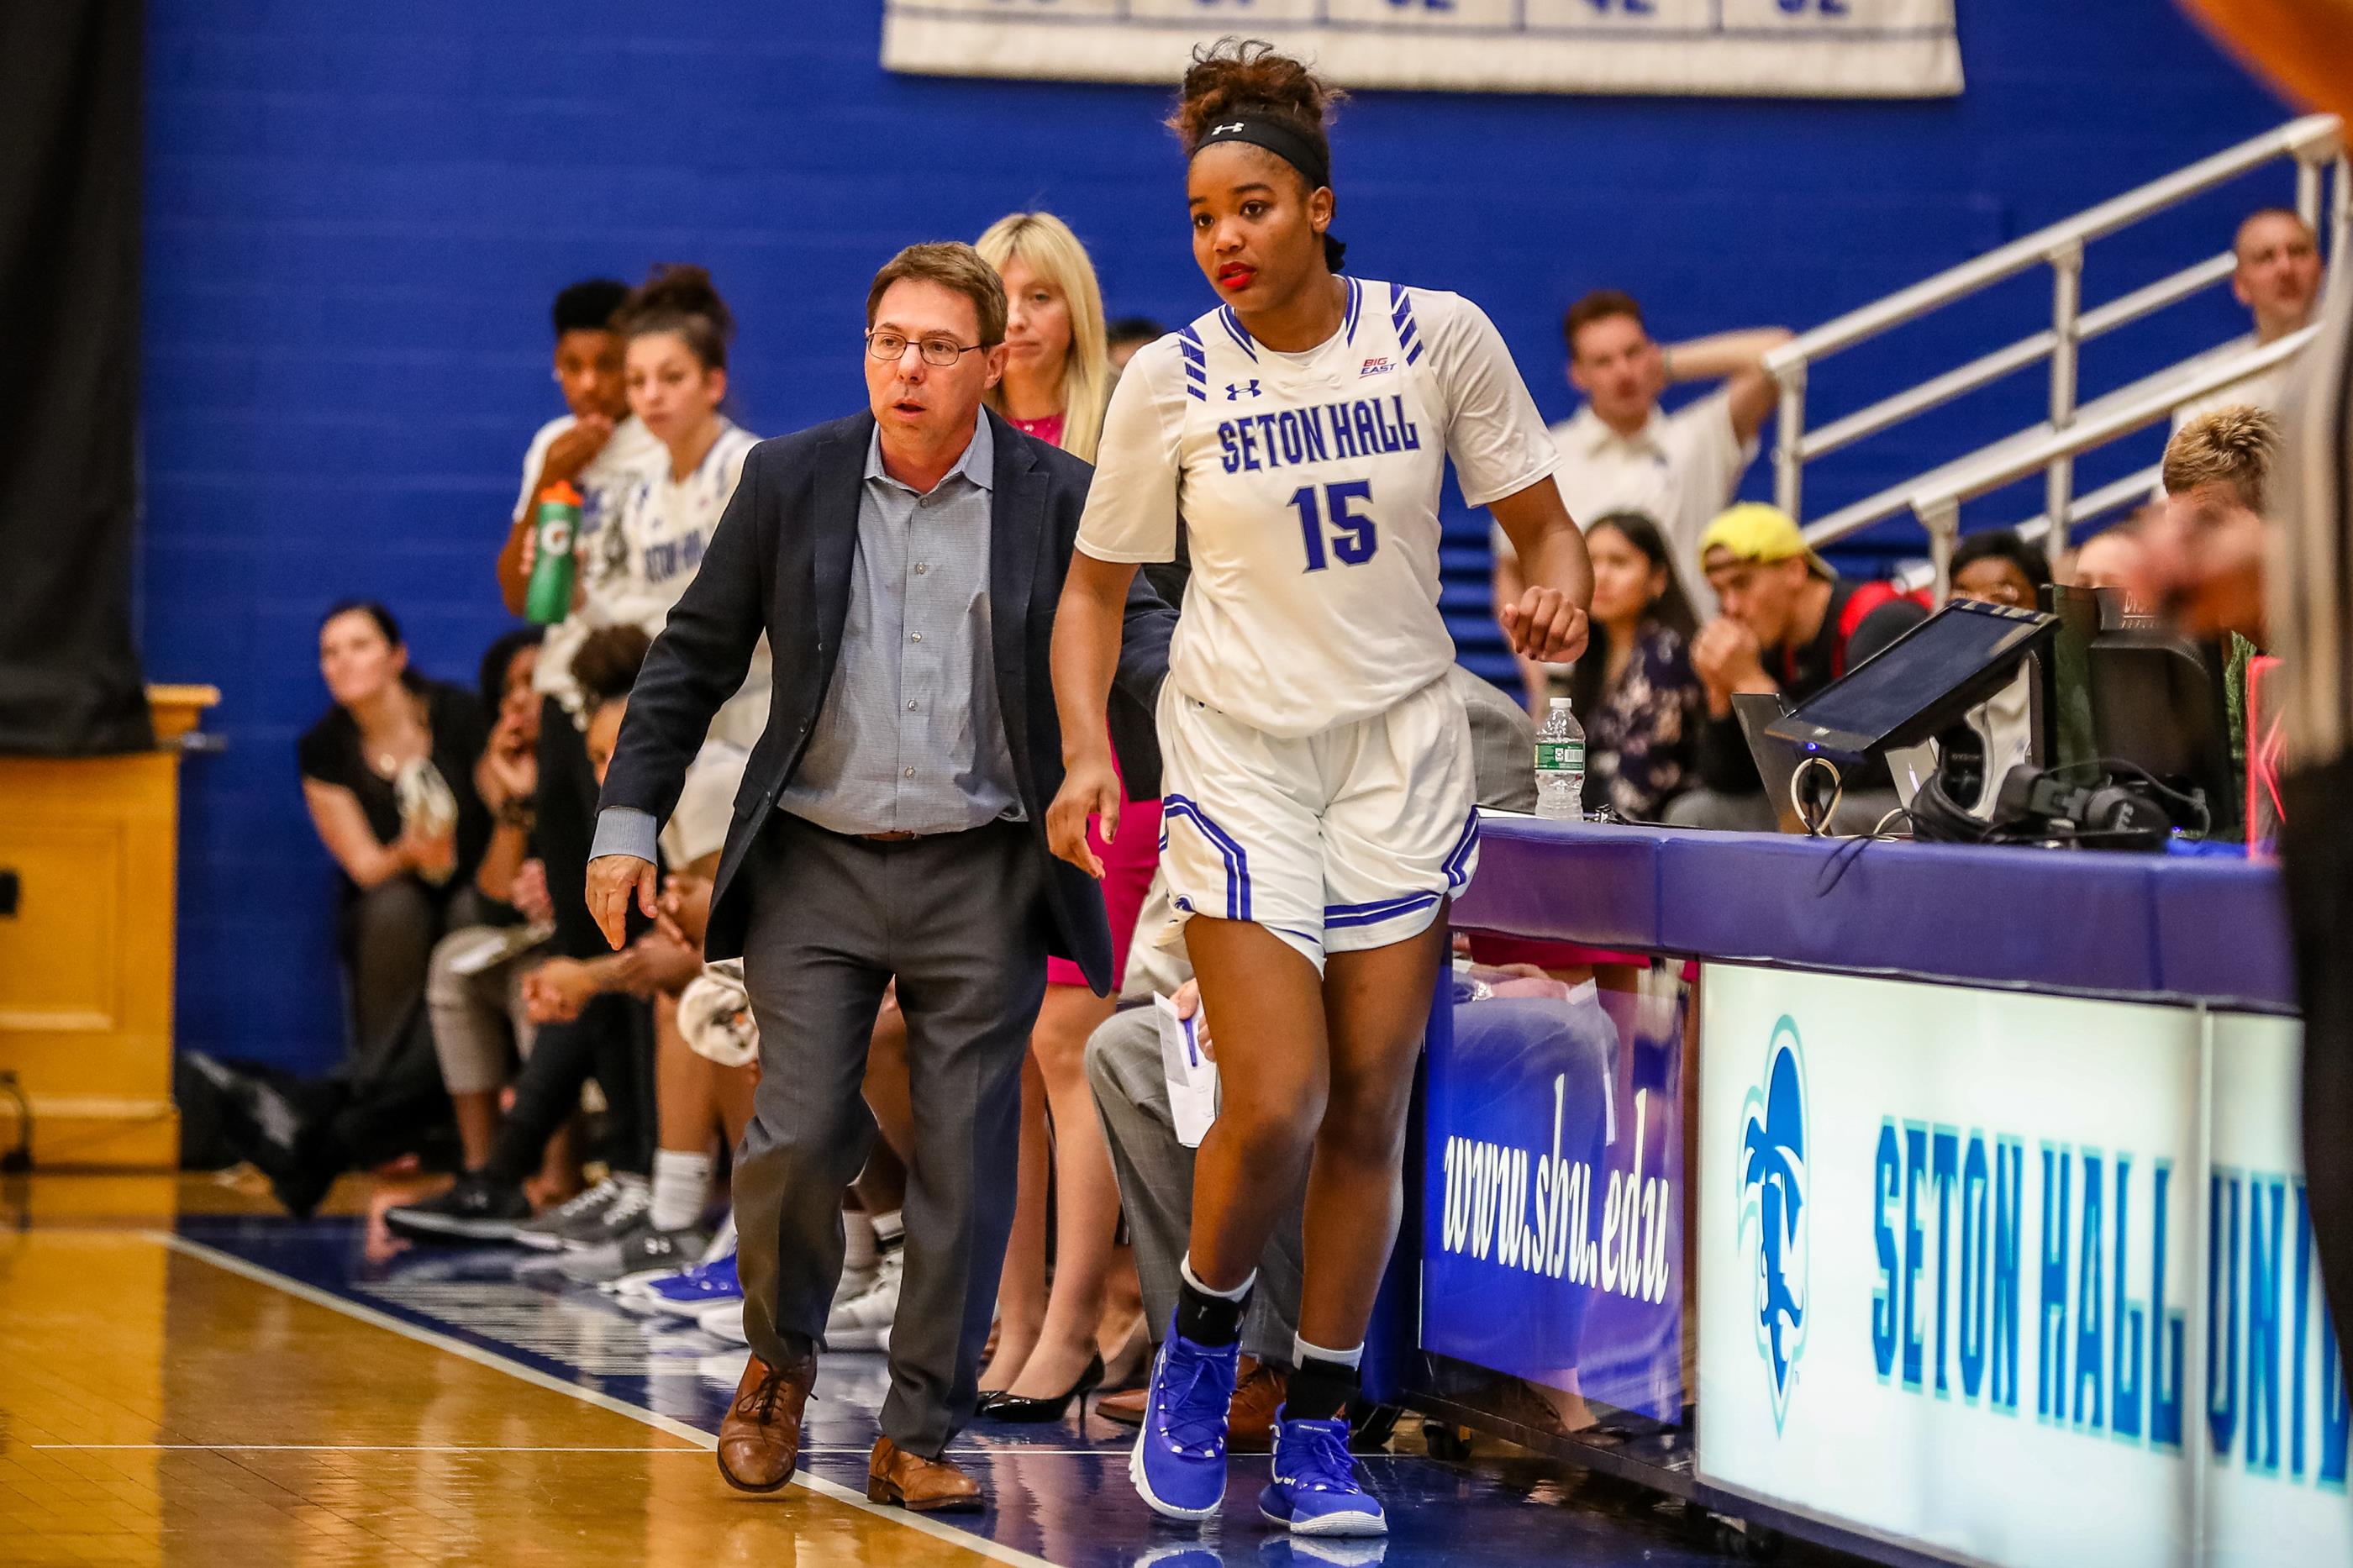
[1443,809,1481,890]
[1161,793,1252,921]
[1177,326,1208,402]
[1323,891,1444,930]
[1218,306,1258,360]
[1388,283,1424,367]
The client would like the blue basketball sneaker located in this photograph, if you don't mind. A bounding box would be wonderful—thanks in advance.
[1129,1322,1240,1521]
[1260,1412,1386,1537]
[640,1251,741,1319]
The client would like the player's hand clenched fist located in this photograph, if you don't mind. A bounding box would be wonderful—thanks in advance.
[586,853,659,950]
[1047,755,1122,880]
[1501,585,1589,666]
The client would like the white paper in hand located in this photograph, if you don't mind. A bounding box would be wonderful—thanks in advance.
[1155,993,1219,1149]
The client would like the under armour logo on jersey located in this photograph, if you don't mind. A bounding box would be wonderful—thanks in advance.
[1211,122,1246,134]
[1225,379,1261,401]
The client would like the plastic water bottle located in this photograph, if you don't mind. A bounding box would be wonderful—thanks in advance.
[523,481,582,626]
[1534,697,1586,821]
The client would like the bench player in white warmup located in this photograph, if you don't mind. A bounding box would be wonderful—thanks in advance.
[1046,39,1592,1539]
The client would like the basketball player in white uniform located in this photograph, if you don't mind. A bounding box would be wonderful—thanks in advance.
[1046,41,1590,1537]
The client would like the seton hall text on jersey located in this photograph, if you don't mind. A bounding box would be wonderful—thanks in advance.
[1216,395,1423,474]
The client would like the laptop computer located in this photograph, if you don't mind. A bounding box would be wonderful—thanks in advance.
[1730,692,1808,834]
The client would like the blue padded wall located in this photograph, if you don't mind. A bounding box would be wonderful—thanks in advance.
[145,0,2295,1069]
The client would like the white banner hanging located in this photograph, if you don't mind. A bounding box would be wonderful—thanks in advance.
[882,0,1962,101]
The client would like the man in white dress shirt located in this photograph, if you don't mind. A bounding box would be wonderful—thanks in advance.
[2169,206,2324,434]
[1492,289,1790,710]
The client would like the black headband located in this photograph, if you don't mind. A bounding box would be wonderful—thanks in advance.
[1192,115,1330,191]
[1191,115,1347,272]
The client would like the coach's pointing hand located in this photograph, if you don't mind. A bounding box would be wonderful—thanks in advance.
[1048,754,1122,880]
[586,853,659,950]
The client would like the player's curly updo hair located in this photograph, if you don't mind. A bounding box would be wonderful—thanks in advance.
[615,262,735,372]
[1171,39,1348,272]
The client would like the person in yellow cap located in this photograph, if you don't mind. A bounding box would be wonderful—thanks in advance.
[1663,503,1928,830]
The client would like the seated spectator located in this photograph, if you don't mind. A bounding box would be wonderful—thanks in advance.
[298,601,492,1076]
[2071,509,2155,611]
[1560,512,1703,820]
[1667,505,1929,832]
[2171,208,2324,434]
[388,625,667,1244]
[426,627,557,1175]
[2150,405,2280,641]
[1945,529,2053,813]
[187,615,510,1216]
[1106,315,1167,373]
[1495,289,1791,705]
[1949,528,2053,610]
[536,732,748,1284]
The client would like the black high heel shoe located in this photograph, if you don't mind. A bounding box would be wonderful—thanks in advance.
[976,1353,1106,1423]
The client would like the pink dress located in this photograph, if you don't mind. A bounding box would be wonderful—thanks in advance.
[1014,403,1163,992]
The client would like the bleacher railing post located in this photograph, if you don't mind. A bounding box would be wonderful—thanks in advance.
[2044,243,2084,567]
[1773,361,1807,522]
[1921,497,1961,604]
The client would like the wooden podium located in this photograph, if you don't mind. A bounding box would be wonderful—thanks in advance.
[0,687,216,1170]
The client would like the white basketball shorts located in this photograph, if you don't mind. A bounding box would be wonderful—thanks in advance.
[1153,672,1481,971]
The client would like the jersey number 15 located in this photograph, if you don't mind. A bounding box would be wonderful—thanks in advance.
[1288,481,1377,572]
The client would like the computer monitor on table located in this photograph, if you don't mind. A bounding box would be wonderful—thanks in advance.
[2040,583,2239,839]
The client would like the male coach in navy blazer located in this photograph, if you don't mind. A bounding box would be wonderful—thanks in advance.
[585,243,1173,1509]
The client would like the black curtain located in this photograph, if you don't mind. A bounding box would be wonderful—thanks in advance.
[0,2,150,755]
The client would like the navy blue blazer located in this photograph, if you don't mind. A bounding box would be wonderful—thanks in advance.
[597,408,1176,995]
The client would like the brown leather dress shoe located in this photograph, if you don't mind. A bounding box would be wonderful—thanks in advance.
[1227,1356,1288,1454]
[1095,1386,1148,1428]
[868,1436,984,1513]
[716,1353,817,1493]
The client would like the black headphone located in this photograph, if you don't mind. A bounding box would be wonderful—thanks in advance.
[1910,750,2201,851]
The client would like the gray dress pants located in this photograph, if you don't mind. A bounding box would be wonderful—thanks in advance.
[735,812,1047,1457]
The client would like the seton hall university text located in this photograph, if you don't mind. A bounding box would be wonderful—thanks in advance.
[1216,394,1422,473]
[1873,1122,2350,1486]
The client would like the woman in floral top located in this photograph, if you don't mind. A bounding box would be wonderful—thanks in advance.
[1560,512,1705,819]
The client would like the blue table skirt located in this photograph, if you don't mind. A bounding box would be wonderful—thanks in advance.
[1452,817,2296,1015]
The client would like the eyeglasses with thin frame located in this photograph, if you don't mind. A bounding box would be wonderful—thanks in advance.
[866,329,987,368]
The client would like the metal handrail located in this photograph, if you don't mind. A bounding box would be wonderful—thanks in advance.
[1901,324,2319,592]
[1798,325,2312,551]
[1767,113,2343,531]
[1892,465,2160,593]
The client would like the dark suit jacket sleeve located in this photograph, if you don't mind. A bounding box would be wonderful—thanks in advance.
[1114,569,1176,715]
[597,443,772,827]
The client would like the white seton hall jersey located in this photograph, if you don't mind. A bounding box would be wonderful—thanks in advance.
[599,418,761,638]
[1078,280,1556,738]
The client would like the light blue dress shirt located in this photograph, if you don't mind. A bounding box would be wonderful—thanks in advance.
[592,415,1021,864]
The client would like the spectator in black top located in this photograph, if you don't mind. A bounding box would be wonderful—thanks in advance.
[1106,315,1167,373]
[1666,504,1928,831]
[298,601,492,1074]
[1950,528,2053,610]
[1560,512,1704,819]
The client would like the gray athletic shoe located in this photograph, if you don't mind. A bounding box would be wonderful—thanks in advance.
[511,1175,646,1252]
[560,1219,706,1286]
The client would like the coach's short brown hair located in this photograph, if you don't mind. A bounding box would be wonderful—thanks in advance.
[865,242,1008,348]
[2163,404,2280,515]
[1563,289,1645,357]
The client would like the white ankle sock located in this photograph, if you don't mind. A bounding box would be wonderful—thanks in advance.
[1293,1334,1364,1370]
[1180,1255,1256,1301]
[648,1150,713,1233]
[871,1208,905,1254]
[843,1209,878,1272]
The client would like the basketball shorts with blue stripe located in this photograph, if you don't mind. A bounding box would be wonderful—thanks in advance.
[1152,672,1481,972]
